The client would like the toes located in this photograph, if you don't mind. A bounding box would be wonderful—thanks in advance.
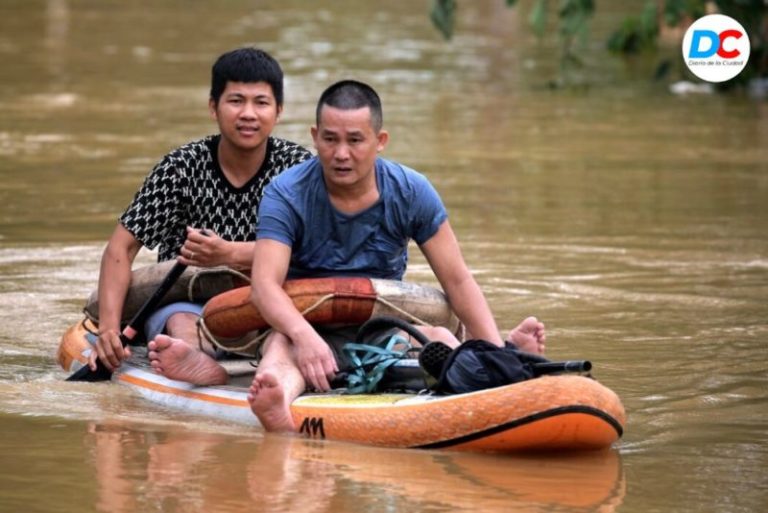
[152,334,175,350]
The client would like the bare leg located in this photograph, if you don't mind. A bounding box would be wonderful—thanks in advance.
[418,321,545,354]
[247,332,306,433]
[147,335,228,386]
[507,316,546,355]
[415,326,461,349]
[165,312,218,357]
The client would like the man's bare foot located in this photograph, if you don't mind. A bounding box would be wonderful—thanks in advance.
[247,372,296,433]
[507,316,546,355]
[147,335,228,386]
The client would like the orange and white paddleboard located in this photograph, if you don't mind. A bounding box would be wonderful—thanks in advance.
[59,320,626,453]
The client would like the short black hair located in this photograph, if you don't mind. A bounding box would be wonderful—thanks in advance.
[210,47,284,106]
[315,80,383,132]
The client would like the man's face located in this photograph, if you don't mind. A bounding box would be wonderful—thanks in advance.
[311,106,388,190]
[210,81,281,151]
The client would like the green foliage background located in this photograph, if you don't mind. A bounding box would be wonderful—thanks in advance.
[431,0,767,89]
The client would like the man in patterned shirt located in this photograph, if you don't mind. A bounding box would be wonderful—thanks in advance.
[87,47,311,382]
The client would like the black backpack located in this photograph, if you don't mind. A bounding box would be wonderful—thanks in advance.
[340,317,591,395]
[420,339,592,395]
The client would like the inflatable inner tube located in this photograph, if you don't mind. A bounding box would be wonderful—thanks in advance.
[201,277,461,352]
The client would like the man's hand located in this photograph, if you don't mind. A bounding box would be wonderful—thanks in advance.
[89,328,131,371]
[292,334,338,392]
[179,227,226,267]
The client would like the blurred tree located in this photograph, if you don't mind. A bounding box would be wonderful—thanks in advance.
[430,0,767,90]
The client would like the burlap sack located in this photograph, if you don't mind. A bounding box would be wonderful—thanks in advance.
[83,260,249,325]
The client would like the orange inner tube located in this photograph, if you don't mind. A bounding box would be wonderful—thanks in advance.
[202,277,381,338]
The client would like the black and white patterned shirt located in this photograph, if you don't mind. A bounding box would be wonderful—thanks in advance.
[120,135,311,262]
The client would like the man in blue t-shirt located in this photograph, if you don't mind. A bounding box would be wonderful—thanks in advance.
[256,148,446,281]
[246,80,546,432]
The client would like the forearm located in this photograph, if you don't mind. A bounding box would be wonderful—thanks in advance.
[250,239,325,347]
[250,254,339,391]
[420,221,503,346]
[220,240,256,271]
[97,245,135,332]
[444,274,503,346]
[250,280,317,342]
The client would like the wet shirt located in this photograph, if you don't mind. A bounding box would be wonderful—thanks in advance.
[256,156,448,280]
[120,135,311,262]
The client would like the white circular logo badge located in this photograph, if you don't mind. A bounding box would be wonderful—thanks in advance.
[682,14,750,83]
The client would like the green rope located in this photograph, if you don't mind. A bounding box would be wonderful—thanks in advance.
[341,334,412,394]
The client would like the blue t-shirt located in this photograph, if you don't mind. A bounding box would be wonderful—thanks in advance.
[257,156,448,280]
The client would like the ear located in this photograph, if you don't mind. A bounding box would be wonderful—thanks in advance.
[276,103,283,122]
[209,98,218,121]
[376,129,389,152]
[310,125,319,148]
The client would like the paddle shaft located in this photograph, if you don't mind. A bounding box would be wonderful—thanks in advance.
[66,261,188,382]
[531,360,592,376]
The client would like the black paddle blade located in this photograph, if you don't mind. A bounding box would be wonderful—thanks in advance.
[65,361,113,382]
[418,341,453,381]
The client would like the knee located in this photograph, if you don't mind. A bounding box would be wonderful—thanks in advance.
[419,326,460,348]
